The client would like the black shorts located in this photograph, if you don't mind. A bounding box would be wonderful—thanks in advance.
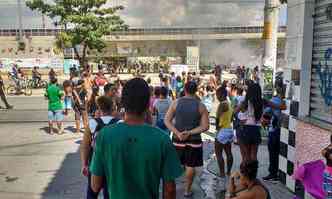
[175,145,203,167]
[237,125,262,145]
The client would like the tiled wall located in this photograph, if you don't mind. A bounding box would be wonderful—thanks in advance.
[279,99,298,193]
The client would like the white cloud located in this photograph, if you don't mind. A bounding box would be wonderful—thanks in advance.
[0,0,286,28]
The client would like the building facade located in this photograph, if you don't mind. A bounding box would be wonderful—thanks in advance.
[279,0,332,198]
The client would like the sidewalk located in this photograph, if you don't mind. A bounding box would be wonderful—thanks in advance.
[0,121,294,199]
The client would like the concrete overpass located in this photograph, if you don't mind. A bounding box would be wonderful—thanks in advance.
[0,26,286,41]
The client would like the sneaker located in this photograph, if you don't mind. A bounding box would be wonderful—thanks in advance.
[263,174,279,182]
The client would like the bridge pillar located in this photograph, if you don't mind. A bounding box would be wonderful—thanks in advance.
[262,0,280,92]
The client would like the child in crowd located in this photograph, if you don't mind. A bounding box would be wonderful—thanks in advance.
[45,78,64,134]
[153,86,172,134]
[322,135,332,199]
[63,80,73,116]
[81,96,120,199]
[103,83,122,119]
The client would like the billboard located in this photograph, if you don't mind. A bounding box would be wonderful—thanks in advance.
[0,58,63,69]
[186,46,200,72]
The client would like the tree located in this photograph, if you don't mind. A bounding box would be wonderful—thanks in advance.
[26,0,128,70]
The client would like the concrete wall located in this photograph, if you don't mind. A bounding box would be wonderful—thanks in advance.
[0,36,286,68]
[0,36,62,59]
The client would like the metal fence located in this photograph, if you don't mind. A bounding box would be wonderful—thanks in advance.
[0,26,287,37]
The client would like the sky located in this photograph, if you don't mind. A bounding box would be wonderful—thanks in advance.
[0,0,287,29]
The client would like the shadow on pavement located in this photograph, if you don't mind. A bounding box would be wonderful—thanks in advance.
[39,127,49,134]
[41,149,87,199]
[64,126,78,133]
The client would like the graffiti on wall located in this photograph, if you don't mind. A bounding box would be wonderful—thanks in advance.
[317,48,332,106]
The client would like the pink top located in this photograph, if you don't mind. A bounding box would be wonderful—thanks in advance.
[238,102,261,126]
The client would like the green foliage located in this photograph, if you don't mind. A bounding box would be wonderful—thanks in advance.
[26,0,128,68]
[264,68,273,91]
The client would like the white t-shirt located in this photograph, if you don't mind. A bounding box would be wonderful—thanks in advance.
[89,116,114,134]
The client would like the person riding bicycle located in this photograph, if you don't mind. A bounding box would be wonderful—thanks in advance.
[17,68,26,80]
[32,66,42,85]
[10,64,19,79]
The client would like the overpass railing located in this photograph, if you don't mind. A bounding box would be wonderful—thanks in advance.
[0,26,286,37]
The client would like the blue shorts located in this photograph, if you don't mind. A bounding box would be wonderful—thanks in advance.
[216,128,234,144]
[48,110,64,122]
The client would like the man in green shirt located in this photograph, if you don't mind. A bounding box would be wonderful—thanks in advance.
[45,78,64,134]
[90,78,183,199]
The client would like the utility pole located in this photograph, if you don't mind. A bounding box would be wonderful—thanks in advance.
[17,0,24,42]
[42,15,46,29]
[261,0,280,93]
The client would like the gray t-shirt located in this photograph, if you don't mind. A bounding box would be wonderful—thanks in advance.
[154,98,172,120]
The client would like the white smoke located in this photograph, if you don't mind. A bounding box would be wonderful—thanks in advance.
[200,40,262,67]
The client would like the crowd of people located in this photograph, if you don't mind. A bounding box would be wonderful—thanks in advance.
[0,64,296,198]
[40,65,291,198]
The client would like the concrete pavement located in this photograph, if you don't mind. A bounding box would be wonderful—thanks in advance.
[0,121,294,199]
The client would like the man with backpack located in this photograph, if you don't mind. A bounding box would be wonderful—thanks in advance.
[80,96,119,199]
[89,78,183,199]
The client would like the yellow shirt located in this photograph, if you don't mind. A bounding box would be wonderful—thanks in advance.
[218,102,233,129]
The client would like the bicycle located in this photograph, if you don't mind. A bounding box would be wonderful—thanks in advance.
[27,78,48,89]
[6,78,32,96]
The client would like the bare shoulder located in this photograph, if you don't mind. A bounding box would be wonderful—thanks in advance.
[251,185,268,199]
[198,101,208,113]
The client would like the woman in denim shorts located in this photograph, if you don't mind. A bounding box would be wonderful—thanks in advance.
[215,86,234,190]
[236,83,263,162]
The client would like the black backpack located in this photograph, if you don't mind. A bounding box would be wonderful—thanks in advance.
[91,117,120,148]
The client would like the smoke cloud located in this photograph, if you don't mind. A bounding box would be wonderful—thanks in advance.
[200,40,262,67]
